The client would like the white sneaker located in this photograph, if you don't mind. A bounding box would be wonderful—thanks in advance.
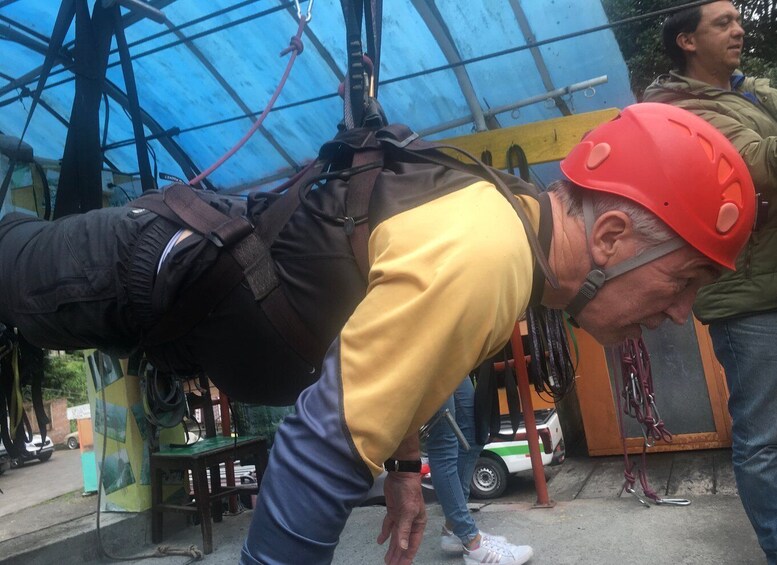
[463,535,534,565]
[479,531,506,543]
[442,528,506,555]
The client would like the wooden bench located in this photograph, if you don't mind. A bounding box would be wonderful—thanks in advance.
[150,435,267,554]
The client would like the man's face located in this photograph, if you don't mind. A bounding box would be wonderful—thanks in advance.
[684,1,744,74]
[573,246,721,346]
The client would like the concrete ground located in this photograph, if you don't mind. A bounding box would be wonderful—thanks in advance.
[0,448,84,522]
[0,449,766,565]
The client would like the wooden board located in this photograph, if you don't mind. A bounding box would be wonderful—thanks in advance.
[441,108,620,167]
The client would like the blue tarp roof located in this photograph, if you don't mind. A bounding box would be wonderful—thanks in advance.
[0,0,636,196]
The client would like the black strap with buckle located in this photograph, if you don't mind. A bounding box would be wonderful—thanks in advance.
[383,459,421,473]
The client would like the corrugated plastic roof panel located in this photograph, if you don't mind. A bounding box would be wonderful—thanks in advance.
[0,0,635,194]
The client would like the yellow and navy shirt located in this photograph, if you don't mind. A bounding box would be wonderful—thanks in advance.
[241,170,548,565]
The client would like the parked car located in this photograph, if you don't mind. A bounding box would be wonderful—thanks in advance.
[470,408,565,499]
[0,433,55,467]
[64,431,80,450]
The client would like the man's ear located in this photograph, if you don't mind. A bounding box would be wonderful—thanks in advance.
[676,31,696,54]
[589,210,633,267]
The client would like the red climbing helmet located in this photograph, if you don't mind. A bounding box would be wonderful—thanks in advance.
[560,102,755,270]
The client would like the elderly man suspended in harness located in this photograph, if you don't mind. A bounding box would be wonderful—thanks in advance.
[0,103,756,565]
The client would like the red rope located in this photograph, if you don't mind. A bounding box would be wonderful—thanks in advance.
[189,17,308,187]
[614,338,672,504]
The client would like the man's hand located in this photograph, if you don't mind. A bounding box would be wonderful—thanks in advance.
[377,471,427,565]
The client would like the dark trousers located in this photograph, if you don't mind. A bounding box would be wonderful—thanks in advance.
[0,208,317,405]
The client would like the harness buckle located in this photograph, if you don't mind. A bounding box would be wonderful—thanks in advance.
[343,216,356,235]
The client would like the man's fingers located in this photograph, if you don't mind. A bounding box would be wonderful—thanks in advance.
[376,515,393,545]
[395,515,413,551]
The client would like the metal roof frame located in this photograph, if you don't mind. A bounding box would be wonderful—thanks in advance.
[0,0,641,193]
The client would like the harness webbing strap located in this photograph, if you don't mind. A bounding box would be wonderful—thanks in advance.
[138,183,279,304]
[259,162,325,243]
[346,147,383,281]
[111,4,155,192]
[256,161,336,365]
[231,231,279,302]
[501,347,522,439]
[566,194,685,318]
[0,330,48,455]
[340,0,367,129]
[261,286,328,366]
[28,345,49,447]
[0,159,16,212]
[339,0,383,129]
[9,345,23,433]
[55,0,115,218]
[364,0,383,94]
[163,183,254,246]
[135,177,326,364]
[376,129,558,289]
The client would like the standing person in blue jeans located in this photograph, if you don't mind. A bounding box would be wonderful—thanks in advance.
[426,377,533,565]
[644,3,777,562]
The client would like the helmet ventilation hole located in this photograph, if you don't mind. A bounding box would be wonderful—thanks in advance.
[697,134,715,160]
[718,156,733,182]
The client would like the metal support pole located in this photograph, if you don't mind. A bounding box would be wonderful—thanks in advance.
[418,75,608,138]
[509,322,555,508]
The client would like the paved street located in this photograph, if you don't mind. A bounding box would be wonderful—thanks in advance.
[1,449,765,565]
[0,447,83,518]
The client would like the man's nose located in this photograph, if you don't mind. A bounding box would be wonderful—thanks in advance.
[732,21,745,38]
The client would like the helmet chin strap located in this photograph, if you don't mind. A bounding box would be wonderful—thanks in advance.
[565,193,685,322]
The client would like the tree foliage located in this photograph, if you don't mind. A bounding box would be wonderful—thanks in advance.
[37,352,88,405]
[602,0,777,99]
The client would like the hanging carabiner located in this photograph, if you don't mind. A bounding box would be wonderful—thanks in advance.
[294,0,314,22]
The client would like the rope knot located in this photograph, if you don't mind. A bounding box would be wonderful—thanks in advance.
[280,36,304,57]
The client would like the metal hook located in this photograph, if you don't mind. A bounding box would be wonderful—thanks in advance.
[584,86,596,98]
[419,409,470,451]
[654,497,692,506]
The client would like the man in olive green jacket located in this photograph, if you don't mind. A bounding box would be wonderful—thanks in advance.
[643,2,777,563]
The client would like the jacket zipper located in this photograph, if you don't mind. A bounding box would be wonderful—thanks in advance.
[744,238,754,279]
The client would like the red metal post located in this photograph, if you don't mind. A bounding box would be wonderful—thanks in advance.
[509,322,555,508]
[219,391,239,513]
